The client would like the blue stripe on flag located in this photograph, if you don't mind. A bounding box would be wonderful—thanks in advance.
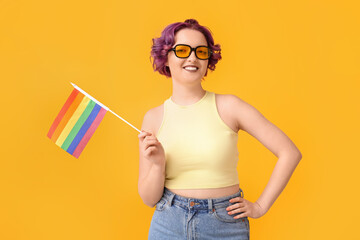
[67,104,102,154]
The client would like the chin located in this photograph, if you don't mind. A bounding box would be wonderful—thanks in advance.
[183,77,204,83]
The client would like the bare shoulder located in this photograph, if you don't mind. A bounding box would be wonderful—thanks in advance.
[140,103,164,136]
[215,93,263,132]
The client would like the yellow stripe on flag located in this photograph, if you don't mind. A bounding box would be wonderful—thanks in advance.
[55,96,91,146]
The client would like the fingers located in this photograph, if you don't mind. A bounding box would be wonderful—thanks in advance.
[229,196,244,203]
[138,130,151,138]
[227,203,247,219]
[145,146,157,155]
[144,139,159,149]
[226,202,245,211]
[138,130,159,151]
[233,212,247,219]
[138,130,157,141]
[227,196,247,218]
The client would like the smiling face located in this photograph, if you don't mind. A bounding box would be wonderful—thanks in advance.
[166,28,209,84]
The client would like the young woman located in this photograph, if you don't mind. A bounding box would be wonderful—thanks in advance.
[138,19,302,240]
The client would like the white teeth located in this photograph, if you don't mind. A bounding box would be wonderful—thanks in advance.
[184,67,198,70]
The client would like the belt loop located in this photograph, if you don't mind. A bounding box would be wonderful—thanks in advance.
[208,199,213,213]
[167,192,175,207]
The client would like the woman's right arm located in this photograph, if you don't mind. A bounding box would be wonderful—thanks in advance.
[138,109,166,208]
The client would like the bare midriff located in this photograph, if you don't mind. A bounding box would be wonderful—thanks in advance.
[167,184,240,199]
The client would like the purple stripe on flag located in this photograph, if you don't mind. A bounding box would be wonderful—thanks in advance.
[72,108,107,158]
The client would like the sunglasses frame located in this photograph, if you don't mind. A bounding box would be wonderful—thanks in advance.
[168,44,213,60]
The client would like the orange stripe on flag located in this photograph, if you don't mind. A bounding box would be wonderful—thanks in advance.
[50,92,85,143]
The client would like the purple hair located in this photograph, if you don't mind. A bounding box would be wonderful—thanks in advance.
[150,19,222,79]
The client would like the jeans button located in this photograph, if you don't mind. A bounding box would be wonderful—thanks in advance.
[190,201,195,207]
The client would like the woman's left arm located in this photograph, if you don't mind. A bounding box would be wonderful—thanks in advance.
[227,95,302,219]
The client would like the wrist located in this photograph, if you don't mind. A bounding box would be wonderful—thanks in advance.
[255,201,269,214]
[152,162,166,172]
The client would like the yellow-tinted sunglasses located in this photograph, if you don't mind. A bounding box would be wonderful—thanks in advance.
[169,44,212,60]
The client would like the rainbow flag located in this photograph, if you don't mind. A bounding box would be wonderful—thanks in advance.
[47,84,108,158]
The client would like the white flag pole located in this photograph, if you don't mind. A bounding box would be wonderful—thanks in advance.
[70,82,141,133]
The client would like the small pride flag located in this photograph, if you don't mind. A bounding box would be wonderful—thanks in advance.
[47,83,141,159]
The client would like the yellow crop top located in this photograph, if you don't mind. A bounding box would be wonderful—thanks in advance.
[156,90,240,189]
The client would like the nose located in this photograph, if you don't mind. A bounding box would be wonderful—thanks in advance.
[187,49,197,60]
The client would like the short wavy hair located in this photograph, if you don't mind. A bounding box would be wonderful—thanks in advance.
[150,19,222,80]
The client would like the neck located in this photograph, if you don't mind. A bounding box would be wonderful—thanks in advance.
[171,81,206,106]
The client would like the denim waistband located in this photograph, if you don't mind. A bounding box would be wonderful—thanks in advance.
[160,187,244,212]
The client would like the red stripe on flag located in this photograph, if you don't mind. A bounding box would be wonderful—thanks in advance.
[47,88,80,139]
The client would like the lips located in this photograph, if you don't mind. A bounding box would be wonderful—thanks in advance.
[183,65,198,69]
[183,65,199,72]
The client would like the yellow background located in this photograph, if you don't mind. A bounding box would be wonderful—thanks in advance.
[1,0,359,239]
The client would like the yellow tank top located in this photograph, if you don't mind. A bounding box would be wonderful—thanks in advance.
[156,90,240,189]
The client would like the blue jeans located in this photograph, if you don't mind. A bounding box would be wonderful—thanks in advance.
[148,187,250,240]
